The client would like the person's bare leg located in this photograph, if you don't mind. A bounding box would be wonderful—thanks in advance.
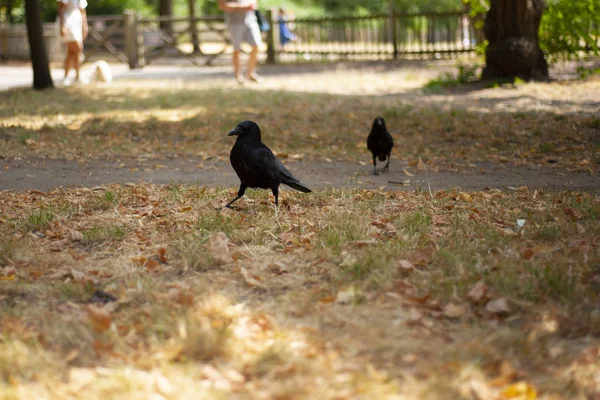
[247,45,261,82]
[232,50,242,82]
[73,42,82,80]
[63,45,73,79]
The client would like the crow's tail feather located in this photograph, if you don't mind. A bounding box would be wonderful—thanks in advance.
[286,180,312,193]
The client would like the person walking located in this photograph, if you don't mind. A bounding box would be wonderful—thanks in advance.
[57,0,89,86]
[218,0,263,83]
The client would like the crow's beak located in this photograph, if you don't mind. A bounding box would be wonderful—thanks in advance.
[228,127,241,136]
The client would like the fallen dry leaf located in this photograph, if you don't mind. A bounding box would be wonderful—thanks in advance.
[69,229,83,241]
[443,303,467,319]
[485,298,511,315]
[86,305,113,331]
[70,268,86,281]
[208,232,232,265]
[500,381,537,399]
[398,259,415,271]
[157,247,168,263]
[467,281,489,304]
[241,267,267,289]
[336,287,361,305]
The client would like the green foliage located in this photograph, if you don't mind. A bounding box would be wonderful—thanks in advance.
[540,0,600,62]
[464,0,600,63]
[3,0,154,22]
[425,64,481,90]
[577,65,600,79]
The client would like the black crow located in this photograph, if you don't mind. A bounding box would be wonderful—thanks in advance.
[225,121,311,208]
[366,117,394,175]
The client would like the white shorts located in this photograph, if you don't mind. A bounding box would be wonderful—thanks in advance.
[61,27,83,43]
[228,23,262,50]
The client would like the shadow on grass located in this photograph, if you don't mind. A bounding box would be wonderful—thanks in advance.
[0,83,598,169]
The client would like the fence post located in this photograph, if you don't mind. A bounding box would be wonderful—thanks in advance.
[124,10,143,69]
[0,27,6,60]
[266,9,276,64]
[389,0,398,59]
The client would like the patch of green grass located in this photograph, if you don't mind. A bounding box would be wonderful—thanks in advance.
[173,234,213,271]
[538,142,555,153]
[534,225,561,241]
[317,210,367,253]
[23,209,54,231]
[83,190,120,211]
[82,225,126,245]
[588,117,600,130]
[399,211,431,237]
[17,132,39,145]
[424,64,480,91]
[196,210,242,237]
[0,239,14,266]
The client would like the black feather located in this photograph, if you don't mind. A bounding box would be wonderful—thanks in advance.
[366,117,394,175]
[225,121,311,208]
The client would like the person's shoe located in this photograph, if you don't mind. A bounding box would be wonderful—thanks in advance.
[247,74,264,84]
[63,76,74,87]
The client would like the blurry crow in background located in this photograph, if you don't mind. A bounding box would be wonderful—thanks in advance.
[225,121,311,208]
[367,117,393,175]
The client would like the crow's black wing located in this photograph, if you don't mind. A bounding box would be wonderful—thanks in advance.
[255,145,311,192]
[385,128,394,149]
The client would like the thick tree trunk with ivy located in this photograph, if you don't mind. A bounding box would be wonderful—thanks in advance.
[482,0,549,81]
[25,0,54,90]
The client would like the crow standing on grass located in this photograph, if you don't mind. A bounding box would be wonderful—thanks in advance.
[367,117,394,175]
[225,121,311,209]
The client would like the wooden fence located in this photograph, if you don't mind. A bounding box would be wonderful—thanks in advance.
[0,10,482,67]
[272,11,479,62]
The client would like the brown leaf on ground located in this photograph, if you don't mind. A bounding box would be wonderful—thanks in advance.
[232,250,250,261]
[86,305,113,331]
[49,239,68,252]
[336,287,359,304]
[167,288,194,306]
[208,232,232,265]
[157,247,168,263]
[564,207,582,220]
[398,259,415,271]
[467,281,489,304]
[69,229,84,241]
[500,381,537,399]
[241,267,267,289]
[145,258,160,272]
[485,298,511,316]
[443,303,468,319]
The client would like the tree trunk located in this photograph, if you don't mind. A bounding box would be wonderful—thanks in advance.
[25,0,54,90]
[7,0,15,24]
[482,0,548,81]
[159,0,173,40]
[188,0,200,54]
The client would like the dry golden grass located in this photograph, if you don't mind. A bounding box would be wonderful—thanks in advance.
[1,184,599,399]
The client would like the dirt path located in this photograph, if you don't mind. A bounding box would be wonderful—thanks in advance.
[1,157,598,193]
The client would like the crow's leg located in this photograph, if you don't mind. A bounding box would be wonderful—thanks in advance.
[382,153,391,173]
[224,184,247,209]
[271,186,279,208]
[372,154,378,176]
